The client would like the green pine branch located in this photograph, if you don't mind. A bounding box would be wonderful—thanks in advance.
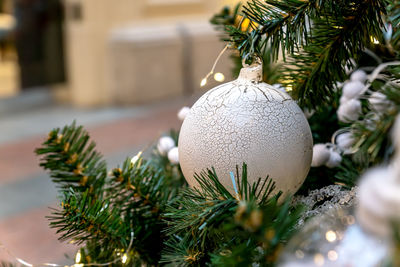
[333,65,400,184]
[286,0,387,108]
[36,124,302,266]
[35,121,107,195]
[47,189,129,247]
[214,0,388,108]
[351,66,400,162]
[388,0,400,48]
[162,164,302,266]
[36,123,186,265]
[242,0,318,60]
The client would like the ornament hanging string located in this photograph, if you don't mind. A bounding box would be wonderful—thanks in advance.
[241,53,262,68]
[0,232,135,267]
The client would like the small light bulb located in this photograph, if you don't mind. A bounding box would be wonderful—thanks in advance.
[240,18,251,31]
[327,250,338,261]
[370,36,379,44]
[200,78,207,87]
[325,230,337,242]
[130,151,143,165]
[75,251,82,264]
[214,72,225,82]
[314,253,325,266]
[121,253,128,264]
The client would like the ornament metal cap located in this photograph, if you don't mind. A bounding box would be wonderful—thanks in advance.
[238,56,263,83]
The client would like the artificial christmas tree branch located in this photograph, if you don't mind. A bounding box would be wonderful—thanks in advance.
[213,0,389,108]
[162,165,303,266]
[36,122,107,195]
[36,123,186,265]
[35,123,302,266]
[24,1,400,265]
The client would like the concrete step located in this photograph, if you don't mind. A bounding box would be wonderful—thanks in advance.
[0,87,53,116]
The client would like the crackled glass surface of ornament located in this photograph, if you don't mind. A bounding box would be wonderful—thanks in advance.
[279,208,390,267]
[178,62,313,198]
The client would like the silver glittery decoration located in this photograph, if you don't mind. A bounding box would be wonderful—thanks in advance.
[292,185,358,227]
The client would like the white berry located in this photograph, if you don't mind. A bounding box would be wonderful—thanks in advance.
[340,95,350,105]
[342,80,365,99]
[337,99,362,123]
[177,106,191,121]
[311,144,331,167]
[167,147,179,164]
[157,136,175,156]
[350,70,368,83]
[336,132,355,151]
[325,150,342,168]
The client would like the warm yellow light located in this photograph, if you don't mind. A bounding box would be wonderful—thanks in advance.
[214,72,225,82]
[325,230,337,242]
[370,36,379,44]
[285,85,293,92]
[131,151,143,165]
[75,252,82,263]
[240,18,251,31]
[200,78,207,87]
[121,253,128,264]
[328,250,338,261]
[314,253,325,266]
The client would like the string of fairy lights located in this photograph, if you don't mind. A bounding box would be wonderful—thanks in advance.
[199,44,229,87]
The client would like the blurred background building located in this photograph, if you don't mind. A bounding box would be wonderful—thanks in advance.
[0,0,239,107]
[0,0,240,264]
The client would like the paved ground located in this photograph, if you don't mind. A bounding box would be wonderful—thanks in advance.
[0,91,192,265]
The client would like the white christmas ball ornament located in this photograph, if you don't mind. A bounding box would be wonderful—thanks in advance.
[272,83,286,93]
[177,106,191,121]
[178,63,313,199]
[325,150,342,168]
[157,136,175,156]
[167,147,179,164]
[350,69,368,83]
[337,98,362,123]
[342,80,365,99]
[311,144,331,167]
